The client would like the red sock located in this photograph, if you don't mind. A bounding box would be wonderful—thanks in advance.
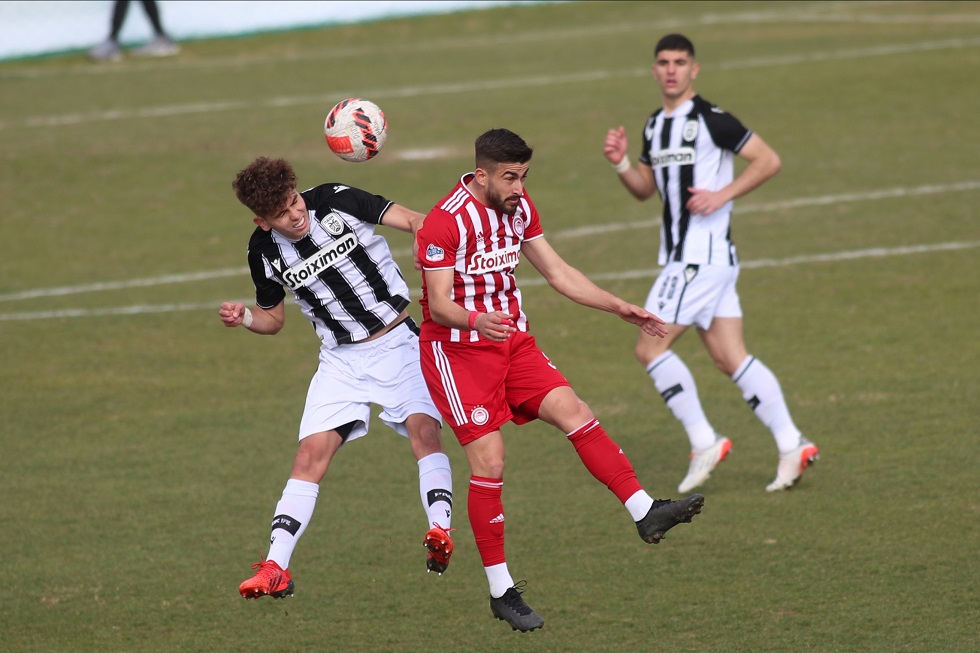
[567,418,643,503]
[468,476,506,566]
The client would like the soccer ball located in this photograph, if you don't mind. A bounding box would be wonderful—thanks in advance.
[323,98,388,163]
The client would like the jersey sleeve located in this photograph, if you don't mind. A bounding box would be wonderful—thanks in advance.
[701,104,753,153]
[637,113,658,166]
[247,246,286,309]
[417,208,459,270]
[520,193,543,241]
[303,183,393,225]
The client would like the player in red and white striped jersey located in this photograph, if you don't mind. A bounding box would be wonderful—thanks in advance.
[416,172,539,343]
[416,128,705,632]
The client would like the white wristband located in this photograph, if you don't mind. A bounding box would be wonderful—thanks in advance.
[612,156,631,174]
[241,307,254,328]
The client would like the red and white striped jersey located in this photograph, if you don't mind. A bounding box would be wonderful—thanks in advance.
[418,173,544,342]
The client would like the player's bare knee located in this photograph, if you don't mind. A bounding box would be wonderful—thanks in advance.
[466,450,504,478]
[539,391,594,431]
[482,458,505,479]
[407,415,443,445]
[291,447,329,481]
[293,432,340,476]
[634,343,651,366]
[711,353,742,376]
[635,336,669,367]
[568,398,595,426]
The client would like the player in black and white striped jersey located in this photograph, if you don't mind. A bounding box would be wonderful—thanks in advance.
[244,179,411,348]
[220,157,454,599]
[604,34,819,493]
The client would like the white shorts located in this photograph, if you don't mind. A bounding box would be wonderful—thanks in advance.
[644,262,743,330]
[298,321,442,442]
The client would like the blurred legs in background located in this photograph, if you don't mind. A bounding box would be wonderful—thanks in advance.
[89,0,179,61]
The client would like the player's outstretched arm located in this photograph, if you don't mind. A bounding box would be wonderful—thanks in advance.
[382,204,427,270]
[380,204,426,234]
[218,301,285,335]
[521,237,667,338]
[616,302,669,338]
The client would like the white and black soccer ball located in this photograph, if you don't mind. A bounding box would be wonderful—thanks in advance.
[323,98,388,163]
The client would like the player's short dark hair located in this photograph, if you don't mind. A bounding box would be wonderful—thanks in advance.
[655,33,695,58]
[232,157,298,218]
[474,128,533,170]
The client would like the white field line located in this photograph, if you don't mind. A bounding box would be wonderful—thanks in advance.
[546,241,980,288]
[1,240,976,321]
[13,69,625,129]
[4,35,980,131]
[717,36,980,71]
[0,300,252,322]
[2,1,973,80]
[0,267,251,302]
[1,180,978,305]
[551,180,980,239]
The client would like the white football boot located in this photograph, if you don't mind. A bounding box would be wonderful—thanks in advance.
[766,438,819,492]
[677,436,732,493]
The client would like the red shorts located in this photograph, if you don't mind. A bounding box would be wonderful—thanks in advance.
[420,331,570,445]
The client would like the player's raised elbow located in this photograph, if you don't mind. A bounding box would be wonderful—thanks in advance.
[630,186,656,202]
[260,318,285,336]
[257,304,286,335]
[768,151,782,177]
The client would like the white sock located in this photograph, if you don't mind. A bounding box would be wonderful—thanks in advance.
[732,356,802,454]
[647,351,717,451]
[485,563,516,599]
[625,489,655,521]
[267,478,319,569]
[418,452,453,529]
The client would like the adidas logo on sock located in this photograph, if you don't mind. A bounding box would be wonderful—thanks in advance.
[489,513,505,524]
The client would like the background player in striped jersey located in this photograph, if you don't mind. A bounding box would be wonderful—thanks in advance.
[603,33,819,493]
[416,129,705,632]
[219,157,455,600]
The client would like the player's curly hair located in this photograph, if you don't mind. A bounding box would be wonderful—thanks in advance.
[232,157,297,217]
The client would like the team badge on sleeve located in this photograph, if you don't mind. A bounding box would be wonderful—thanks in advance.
[426,244,445,262]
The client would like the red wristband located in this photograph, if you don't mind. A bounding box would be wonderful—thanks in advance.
[467,311,478,330]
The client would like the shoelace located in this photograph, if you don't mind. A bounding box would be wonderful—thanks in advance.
[502,580,533,615]
[250,560,281,579]
[430,523,456,536]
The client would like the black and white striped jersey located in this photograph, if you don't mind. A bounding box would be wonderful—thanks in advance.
[246,183,410,348]
[639,94,753,266]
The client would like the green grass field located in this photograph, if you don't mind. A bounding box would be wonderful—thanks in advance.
[2,1,978,651]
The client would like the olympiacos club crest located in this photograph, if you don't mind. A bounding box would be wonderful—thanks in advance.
[470,405,489,426]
